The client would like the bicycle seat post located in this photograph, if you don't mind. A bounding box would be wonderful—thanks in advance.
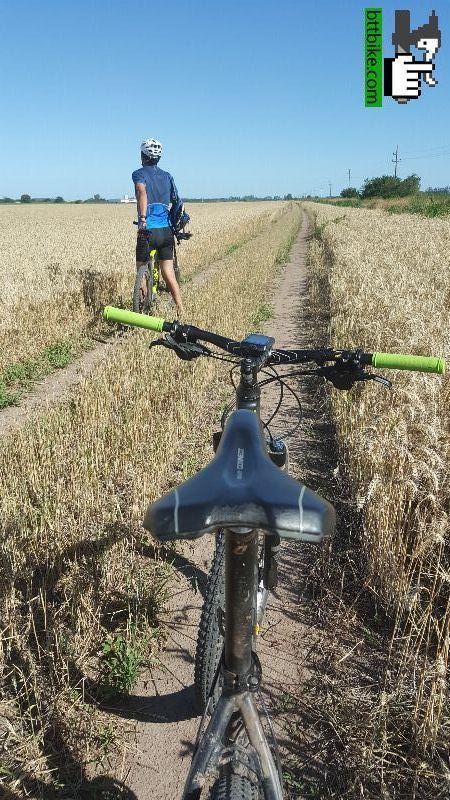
[223,528,258,686]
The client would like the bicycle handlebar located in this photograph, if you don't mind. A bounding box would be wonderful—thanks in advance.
[103,307,446,375]
[371,352,445,374]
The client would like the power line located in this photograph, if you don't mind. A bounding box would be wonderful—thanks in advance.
[402,151,450,160]
[402,144,450,155]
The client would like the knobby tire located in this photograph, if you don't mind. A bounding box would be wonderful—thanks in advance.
[133,261,154,314]
[209,767,260,799]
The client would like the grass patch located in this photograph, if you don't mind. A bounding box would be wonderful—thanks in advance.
[99,629,148,697]
[0,338,87,408]
[251,302,274,329]
[225,241,242,255]
[311,193,450,217]
[387,193,450,217]
[0,384,20,409]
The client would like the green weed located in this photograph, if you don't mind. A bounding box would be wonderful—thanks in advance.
[99,630,147,697]
[44,340,73,368]
[251,303,274,329]
[225,241,242,255]
[0,383,19,409]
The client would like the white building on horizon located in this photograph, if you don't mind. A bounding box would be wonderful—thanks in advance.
[120,194,137,203]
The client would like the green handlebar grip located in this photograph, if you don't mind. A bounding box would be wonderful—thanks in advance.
[103,306,165,332]
[372,352,446,374]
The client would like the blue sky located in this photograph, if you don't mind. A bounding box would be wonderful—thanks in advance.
[0,1,449,199]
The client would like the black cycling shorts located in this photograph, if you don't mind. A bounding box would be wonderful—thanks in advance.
[136,227,174,262]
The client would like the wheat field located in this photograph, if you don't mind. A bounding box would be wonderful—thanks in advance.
[0,201,285,371]
[0,200,301,797]
[306,202,450,796]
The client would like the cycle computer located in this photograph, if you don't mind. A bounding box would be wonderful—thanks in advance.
[239,333,275,358]
[242,334,275,349]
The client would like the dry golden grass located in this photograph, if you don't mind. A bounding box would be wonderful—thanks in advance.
[306,202,450,795]
[0,201,285,372]
[0,202,302,797]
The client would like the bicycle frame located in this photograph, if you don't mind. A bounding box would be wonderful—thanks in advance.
[182,357,284,799]
[149,249,159,298]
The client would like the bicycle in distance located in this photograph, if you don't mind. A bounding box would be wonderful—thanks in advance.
[104,305,445,799]
[132,221,192,314]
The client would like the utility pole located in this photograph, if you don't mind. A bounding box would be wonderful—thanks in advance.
[329,181,332,197]
[348,168,351,187]
[392,145,401,177]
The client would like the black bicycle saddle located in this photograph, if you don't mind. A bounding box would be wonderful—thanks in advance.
[144,409,335,543]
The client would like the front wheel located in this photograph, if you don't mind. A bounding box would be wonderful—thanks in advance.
[194,532,268,711]
[210,767,261,799]
[195,531,225,711]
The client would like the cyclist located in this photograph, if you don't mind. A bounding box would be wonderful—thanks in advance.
[132,138,184,316]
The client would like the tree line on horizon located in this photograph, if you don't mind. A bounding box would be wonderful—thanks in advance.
[0,193,297,205]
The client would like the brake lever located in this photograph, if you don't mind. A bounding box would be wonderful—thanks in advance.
[150,334,211,361]
[363,372,392,389]
[318,365,391,390]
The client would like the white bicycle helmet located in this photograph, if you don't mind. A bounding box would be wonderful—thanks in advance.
[140,138,162,159]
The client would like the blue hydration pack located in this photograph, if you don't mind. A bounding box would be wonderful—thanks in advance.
[169,198,190,234]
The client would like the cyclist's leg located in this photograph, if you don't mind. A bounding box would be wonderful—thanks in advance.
[156,228,184,316]
[159,260,183,316]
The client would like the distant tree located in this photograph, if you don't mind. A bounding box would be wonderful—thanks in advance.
[54,196,65,203]
[85,193,106,203]
[283,193,293,200]
[398,174,420,196]
[341,187,359,198]
[273,195,281,201]
[361,174,420,199]
[74,199,82,203]
[20,193,31,203]
[0,196,14,203]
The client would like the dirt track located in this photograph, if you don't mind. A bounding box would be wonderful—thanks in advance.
[107,211,333,798]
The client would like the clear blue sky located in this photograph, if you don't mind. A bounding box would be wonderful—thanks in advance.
[0,1,449,199]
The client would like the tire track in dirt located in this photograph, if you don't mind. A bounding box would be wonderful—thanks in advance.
[111,210,334,798]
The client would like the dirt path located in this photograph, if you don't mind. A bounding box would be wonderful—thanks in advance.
[110,211,333,797]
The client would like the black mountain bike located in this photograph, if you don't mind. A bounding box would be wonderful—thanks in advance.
[132,224,192,314]
[103,305,445,799]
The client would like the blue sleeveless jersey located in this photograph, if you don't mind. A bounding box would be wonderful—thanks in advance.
[131,165,180,228]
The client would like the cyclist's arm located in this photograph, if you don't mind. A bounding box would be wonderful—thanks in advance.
[135,182,147,220]
[169,175,181,207]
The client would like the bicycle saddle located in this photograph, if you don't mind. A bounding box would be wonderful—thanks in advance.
[144,409,335,543]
